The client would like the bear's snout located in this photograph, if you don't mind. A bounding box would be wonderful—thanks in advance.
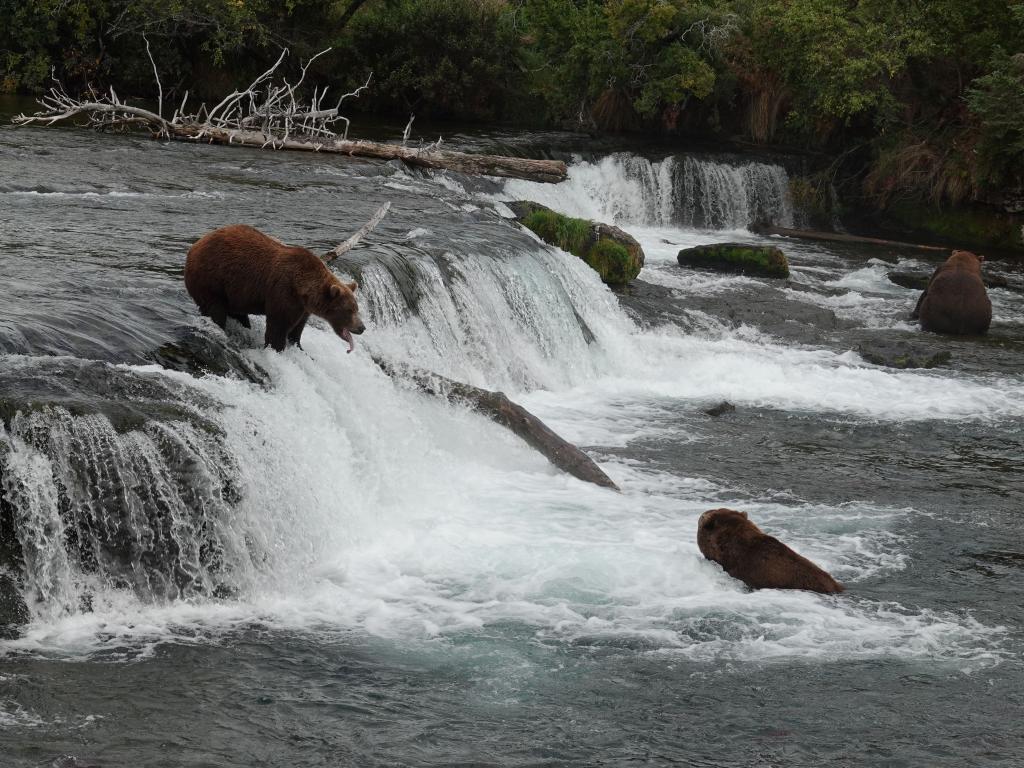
[351,319,366,335]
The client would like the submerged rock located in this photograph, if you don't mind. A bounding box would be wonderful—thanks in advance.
[677,243,790,279]
[508,201,644,285]
[0,570,29,638]
[857,342,952,369]
[704,401,736,417]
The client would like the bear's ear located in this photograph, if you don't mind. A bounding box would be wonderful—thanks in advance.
[327,283,341,299]
[977,253,986,263]
[739,511,748,519]
[347,281,358,293]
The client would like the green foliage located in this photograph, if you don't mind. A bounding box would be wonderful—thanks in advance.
[0,0,274,94]
[969,45,1024,186]
[520,0,727,129]
[336,0,522,120]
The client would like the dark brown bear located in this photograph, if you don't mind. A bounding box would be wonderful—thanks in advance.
[912,250,992,335]
[697,508,844,594]
[184,224,365,352]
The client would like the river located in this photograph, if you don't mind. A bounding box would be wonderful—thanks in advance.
[1,100,1023,766]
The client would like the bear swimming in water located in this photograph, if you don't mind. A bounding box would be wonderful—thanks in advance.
[912,250,992,335]
[185,224,365,352]
[697,508,844,594]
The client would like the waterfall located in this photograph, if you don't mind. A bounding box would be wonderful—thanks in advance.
[0,403,248,619]
[501,151,795,229]
[0,228,641,624]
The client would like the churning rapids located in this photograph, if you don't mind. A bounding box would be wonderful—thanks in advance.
[2,109,1023,766]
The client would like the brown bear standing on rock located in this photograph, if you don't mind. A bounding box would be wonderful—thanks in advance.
[697,508,844,594]
[185,224,365,352]
[912,250,992,335]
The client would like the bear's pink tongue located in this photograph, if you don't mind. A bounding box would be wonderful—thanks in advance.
[341,328,355,354]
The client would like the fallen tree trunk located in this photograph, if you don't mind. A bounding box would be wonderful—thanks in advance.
[168,123,567,182]
[374,358,619,490]
[752,224,948,252]
[12,47,567,184]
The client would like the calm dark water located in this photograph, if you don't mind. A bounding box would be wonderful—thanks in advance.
[1,98,1023,767]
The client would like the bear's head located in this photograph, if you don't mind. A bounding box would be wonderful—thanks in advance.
[697,508,755,562]
[949,250,985,271]
[322,280,365,353]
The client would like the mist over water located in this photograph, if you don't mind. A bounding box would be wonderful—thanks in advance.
[1,120,1023,766]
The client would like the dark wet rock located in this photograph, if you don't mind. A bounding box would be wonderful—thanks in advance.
[614,278,842,345]
[857,342,952,369]
[677,243,790,279]
[508,201,644,285]
[886,271,930,291]
[704,401,736,417]
[149,327,269,386]
[0,357,221,435]
[0,570,29,638]
[0,442,22,578]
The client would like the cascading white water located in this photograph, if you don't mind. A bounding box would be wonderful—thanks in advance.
[3,153,1021,666]
[501,152,794,229]
[1,406,246,620]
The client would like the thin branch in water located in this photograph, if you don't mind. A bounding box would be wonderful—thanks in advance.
[324,202,391,263]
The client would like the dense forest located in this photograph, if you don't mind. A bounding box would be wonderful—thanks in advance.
[3,0,1023,226]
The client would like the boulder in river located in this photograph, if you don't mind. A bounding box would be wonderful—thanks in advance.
[857,342,952,370]
[508,201,644,285]
[677,243,790,279]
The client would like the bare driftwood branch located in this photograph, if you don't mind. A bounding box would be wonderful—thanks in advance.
[324,202,390,263]
[375,358,619,491]
[12,48,567,183]
[143,34,163,120]
[402,114,415,146]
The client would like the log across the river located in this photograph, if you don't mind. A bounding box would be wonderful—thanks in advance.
[169,124,567,183]
[751,224,948,252]
[374,358,619,490]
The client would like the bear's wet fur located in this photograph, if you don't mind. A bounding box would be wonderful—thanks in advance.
[912,250,992,335]
[185,225,365,352]
[697,508,844,594]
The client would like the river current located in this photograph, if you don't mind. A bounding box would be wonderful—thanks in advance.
[1,103,1023,766]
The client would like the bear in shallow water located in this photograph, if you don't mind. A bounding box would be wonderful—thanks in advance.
[697,508,844,594]
[185,225,365,352]
[912,250,992,335]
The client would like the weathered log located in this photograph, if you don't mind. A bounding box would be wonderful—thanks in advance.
[751,224,947,252]
[375,358,619,490]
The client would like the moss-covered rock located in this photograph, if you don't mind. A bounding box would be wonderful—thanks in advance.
[857,342,952,370]
[508,201,644,285]
[676,243,790,279]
